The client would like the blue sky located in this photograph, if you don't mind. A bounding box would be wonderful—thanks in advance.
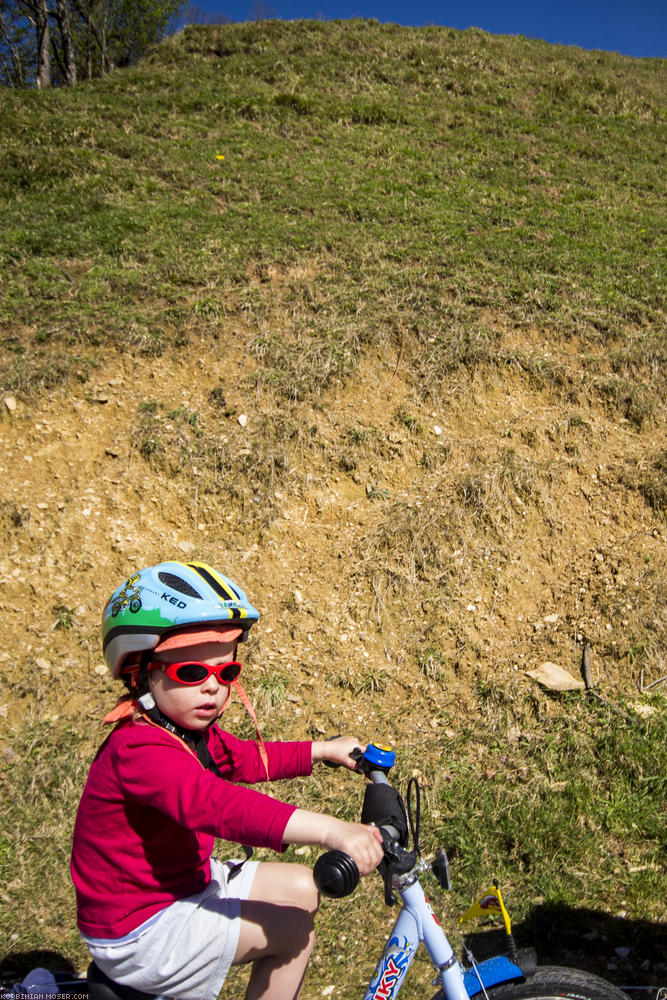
[188,0,666,58]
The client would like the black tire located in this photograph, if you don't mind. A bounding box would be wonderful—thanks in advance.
[481,964,627,1000]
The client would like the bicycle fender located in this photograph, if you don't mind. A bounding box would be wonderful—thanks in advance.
[463,955,524,996]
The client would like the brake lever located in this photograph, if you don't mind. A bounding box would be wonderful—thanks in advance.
[378,828,417,906]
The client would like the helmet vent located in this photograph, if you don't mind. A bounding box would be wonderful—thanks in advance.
[158,572,202,599]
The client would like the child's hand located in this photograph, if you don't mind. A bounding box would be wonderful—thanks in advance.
[311,736,364,769]
[324,819,384,876]
[283,810,384,876]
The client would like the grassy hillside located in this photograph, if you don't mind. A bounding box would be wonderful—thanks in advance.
[0,19,665,996]
[2,20,665,402]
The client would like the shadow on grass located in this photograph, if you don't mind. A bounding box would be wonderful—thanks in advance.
[0,951,84,992]
[464,903,667,993]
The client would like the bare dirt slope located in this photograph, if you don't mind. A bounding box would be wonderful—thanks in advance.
[1,321,664,734]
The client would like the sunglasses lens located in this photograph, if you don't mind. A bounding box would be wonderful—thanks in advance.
[219,662,241,683]
[174,663,209,684]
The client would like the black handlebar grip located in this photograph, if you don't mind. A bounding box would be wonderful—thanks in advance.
[313,850,360,898]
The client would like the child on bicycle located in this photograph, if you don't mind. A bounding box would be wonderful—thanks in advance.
[71,560,383,1000]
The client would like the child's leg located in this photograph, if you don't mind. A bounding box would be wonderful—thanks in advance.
[232,861,319,1000]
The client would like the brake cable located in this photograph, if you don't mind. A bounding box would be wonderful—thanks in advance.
[406,776,421,857]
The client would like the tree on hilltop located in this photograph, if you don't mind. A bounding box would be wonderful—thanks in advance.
[0,0,185,87]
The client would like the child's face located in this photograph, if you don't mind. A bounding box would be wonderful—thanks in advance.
[149,638,237,731]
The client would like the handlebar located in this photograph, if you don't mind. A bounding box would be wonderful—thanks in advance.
[313,743,418,901]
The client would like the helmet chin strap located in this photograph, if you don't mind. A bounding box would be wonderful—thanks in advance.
[136,689,224,777]
[222,638,269,778]
[225,678,269,779]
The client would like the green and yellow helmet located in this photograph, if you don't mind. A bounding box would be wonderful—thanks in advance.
[102,561,259,678]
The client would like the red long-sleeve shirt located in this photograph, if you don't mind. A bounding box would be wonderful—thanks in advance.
[70,719,313,938]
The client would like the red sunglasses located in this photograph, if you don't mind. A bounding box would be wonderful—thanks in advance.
[149,659,242,686]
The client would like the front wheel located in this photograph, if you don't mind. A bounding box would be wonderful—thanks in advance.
[482,965,627,1000]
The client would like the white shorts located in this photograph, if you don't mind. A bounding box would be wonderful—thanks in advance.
[85,857,259,1000]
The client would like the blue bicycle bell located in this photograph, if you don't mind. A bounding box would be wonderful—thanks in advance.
[363,743,396,771]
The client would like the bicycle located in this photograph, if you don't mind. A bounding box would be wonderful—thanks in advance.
[310,742,628,1000]
[86,742,628,1000]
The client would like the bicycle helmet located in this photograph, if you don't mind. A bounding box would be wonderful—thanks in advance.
[102,561,259,679]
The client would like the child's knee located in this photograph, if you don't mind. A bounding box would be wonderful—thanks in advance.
[290,863,320,915]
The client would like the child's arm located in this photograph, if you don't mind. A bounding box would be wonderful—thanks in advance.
[282,808,384,876]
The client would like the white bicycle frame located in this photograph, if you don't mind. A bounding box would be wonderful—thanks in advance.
[362,875,470,1000]
[361,770,469,1000]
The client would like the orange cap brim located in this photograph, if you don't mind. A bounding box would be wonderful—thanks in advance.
[154,625,243,653]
